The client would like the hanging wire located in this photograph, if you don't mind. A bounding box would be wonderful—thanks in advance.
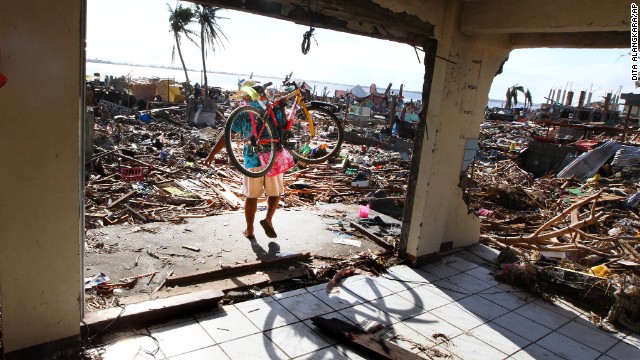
[413,46,423,63]
[301,0,319,55]
[301,26,316,55]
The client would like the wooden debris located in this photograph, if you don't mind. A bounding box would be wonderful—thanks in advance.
[311,316,423,360]
[181,245,201,252]
[107,190,136,209]
[350,222,393,249]
[165,253,312,287]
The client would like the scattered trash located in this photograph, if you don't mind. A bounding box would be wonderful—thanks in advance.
[359,204,370,218]
[84,273,110,290]
[326,267,357,294]
[351,172,369,187]
[333,238,362,247]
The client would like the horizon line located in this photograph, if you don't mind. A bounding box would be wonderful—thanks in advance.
[86,58,423,93]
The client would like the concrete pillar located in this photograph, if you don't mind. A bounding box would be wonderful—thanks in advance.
[401,1,510,263]
[566,91,574,106]
[0,0,83,355]
[578,91,586,108]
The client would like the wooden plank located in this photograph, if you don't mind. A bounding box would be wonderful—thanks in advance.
[181,245,201,252]
[570,209,580,242]
[107,190,136,208]
[82,288,224,335]
[165,252,312,287]
[208,180,242,209]
[209,268,307,292]
[620,240,640,262]
[124,204,148,223]
[311,316,424,360]
[149,268,309,299]
[350,222,393,249]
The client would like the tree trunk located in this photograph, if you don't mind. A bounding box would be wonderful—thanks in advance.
[201,26,209,98]
[175,33,190,84]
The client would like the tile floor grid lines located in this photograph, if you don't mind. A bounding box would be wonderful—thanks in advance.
[88,248,640,360]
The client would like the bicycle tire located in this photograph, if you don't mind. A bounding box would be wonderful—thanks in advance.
[224,106,277,178]
[285,105,343,164]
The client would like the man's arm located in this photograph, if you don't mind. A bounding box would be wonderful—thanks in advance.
[205,132,226,166]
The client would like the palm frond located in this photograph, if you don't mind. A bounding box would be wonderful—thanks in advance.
[196,6,228,55]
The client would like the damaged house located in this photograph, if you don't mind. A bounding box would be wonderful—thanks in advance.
[0,0,636,359]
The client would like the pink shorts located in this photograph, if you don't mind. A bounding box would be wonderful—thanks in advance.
[243,172,284,198]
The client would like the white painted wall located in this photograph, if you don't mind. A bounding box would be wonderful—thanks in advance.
[0,0,83,352]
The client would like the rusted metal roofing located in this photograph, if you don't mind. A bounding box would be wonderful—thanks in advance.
[557,141,621,180]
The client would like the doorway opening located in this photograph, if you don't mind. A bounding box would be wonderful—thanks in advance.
[82,1,427,317]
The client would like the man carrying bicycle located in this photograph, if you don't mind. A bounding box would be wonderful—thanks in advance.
[204,84,283,240]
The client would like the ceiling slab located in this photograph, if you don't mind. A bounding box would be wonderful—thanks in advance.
[462,0,629,35]
[192,0,435,46]
[510,31,629,49]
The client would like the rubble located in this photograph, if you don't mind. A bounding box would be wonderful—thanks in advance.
[85,100,410,230]
[469,117,640,333]
[83,84,412,311]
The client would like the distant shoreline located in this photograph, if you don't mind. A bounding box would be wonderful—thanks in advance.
[86,58,422,93]
[87,59,380,92]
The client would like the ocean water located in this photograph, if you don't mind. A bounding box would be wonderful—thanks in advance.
[86,61,423,100]
[87,62,529,108]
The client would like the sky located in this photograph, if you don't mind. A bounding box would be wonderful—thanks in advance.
[86,0,635,105]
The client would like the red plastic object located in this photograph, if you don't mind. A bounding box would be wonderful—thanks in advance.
[0,49,6,88]
[120,166,151,182]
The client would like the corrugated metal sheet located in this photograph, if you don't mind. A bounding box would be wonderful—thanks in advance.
[611,145,640,167]
[556,141,621,180]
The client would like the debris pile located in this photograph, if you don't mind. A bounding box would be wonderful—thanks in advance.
[85,107,411,229]
[469,120,640,332]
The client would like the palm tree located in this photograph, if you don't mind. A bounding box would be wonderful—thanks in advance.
[524,89,533,109]
[505,84,525,109]
[168,3,196,84]
[194,5,227,97]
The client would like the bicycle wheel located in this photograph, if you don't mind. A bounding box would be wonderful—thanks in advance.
[285,105,343,164]
[224,106,277,178]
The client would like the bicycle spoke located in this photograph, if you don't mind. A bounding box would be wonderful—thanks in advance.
[225,106,277,178]
[287,105,343,164]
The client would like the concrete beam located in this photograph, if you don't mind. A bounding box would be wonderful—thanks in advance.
[462,0,630,35]
[510,31,629,49]
[194,0,435,46]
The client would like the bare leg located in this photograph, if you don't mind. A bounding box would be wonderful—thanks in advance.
[245,197,258,236]
[264,196,280,226]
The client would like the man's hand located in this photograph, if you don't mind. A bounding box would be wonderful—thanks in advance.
[204,151,216,167]
[205,133,226,167]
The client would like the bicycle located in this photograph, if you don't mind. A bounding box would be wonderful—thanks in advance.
[223,74,344,178]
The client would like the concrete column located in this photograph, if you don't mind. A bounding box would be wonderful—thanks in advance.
[566,91,574,106]
[0,0,83,354]
[402,2,510,263]
[578,91,586,107]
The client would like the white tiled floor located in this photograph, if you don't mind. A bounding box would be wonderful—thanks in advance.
[86,244,640,359]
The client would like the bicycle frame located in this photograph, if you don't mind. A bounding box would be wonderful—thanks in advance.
[262,82,316,140]
[225,77,344,177]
